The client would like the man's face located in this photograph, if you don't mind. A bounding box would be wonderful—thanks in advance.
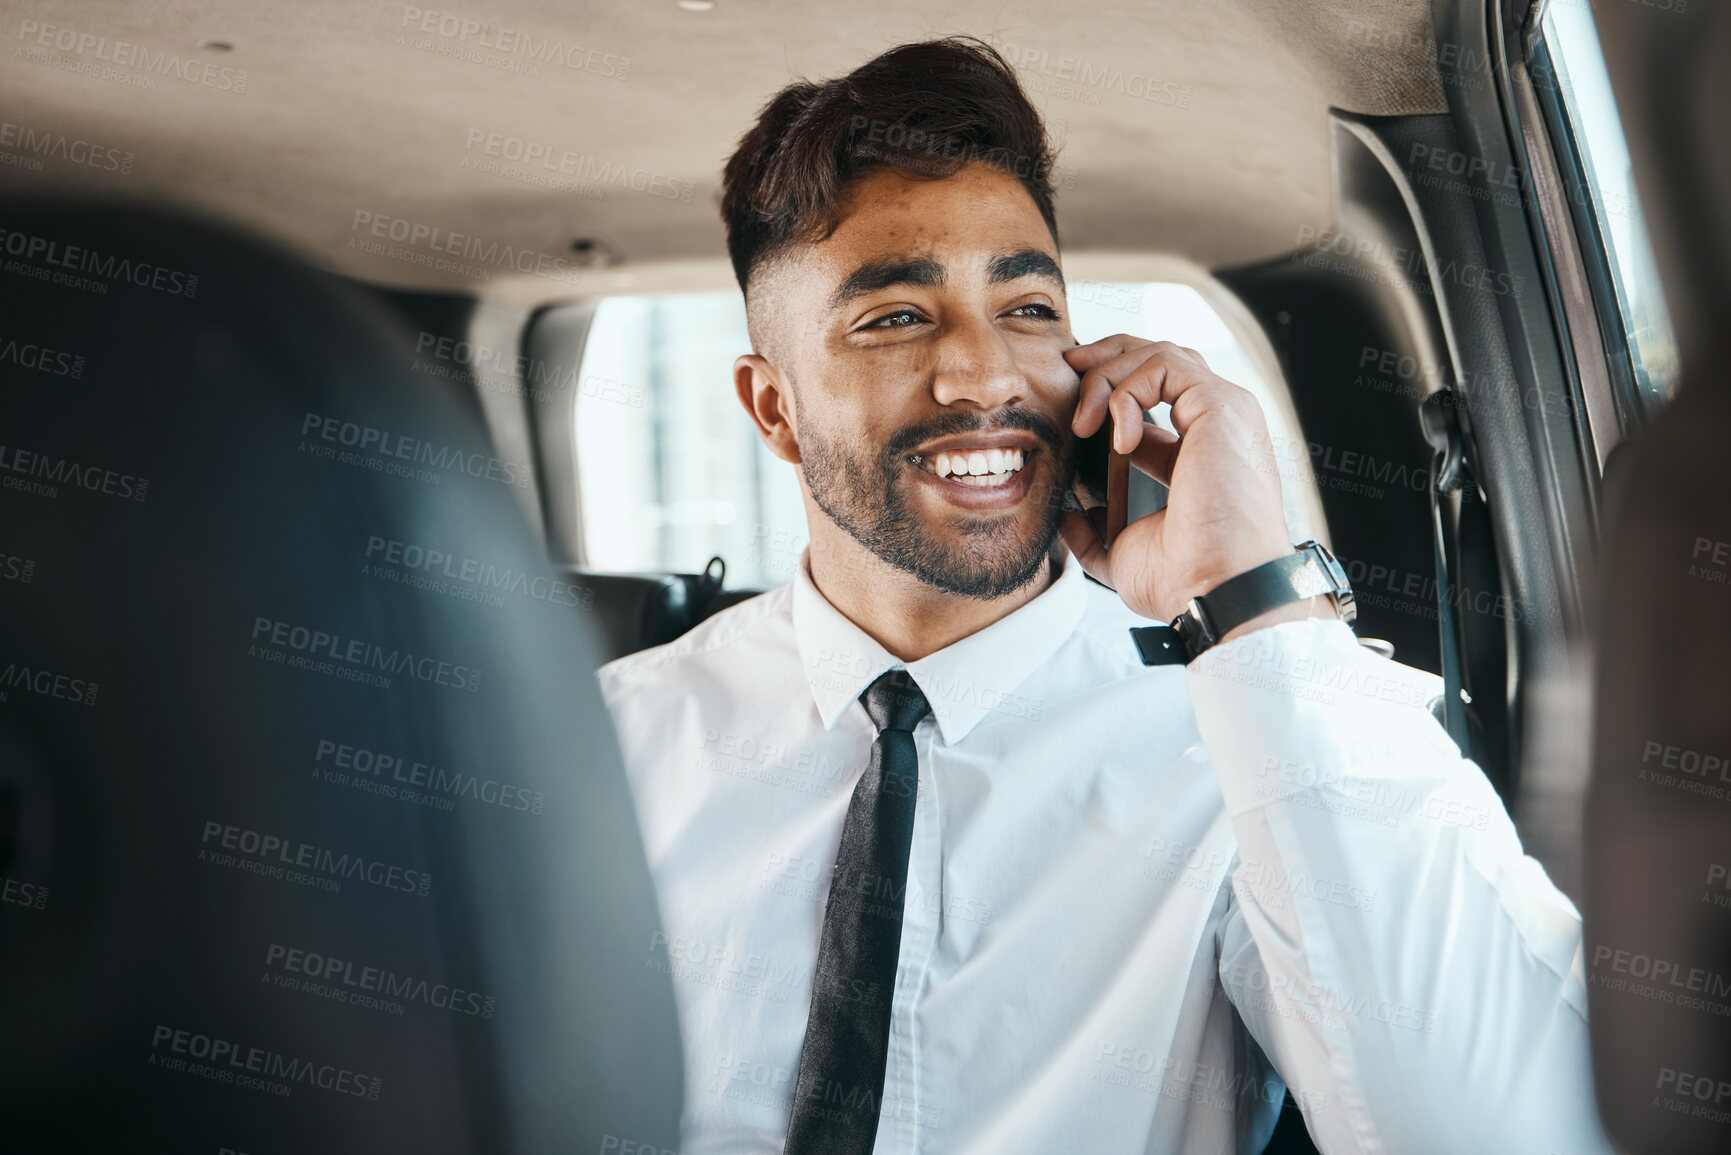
[757,162,1079,599]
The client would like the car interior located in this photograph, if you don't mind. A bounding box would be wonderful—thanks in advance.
[1,0,1726,1152]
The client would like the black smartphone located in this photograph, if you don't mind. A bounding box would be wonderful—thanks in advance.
[1072,387,1129,547]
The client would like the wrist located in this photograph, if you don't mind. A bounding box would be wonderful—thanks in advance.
[1126,555,1350,671]
[1167,542,1356,661]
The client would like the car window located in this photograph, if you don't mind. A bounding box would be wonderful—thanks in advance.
[572,292,806,587]
[573,284,1316,586]
[1532,0,1679,421]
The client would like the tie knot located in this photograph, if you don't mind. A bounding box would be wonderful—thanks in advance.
[860,669,930,734]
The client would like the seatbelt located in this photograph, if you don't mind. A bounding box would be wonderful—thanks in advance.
[1420,389,1473,752]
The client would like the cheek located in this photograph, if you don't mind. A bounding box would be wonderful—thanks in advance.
[807,370,918,440]
[1012,343,1081,398]
[798,395,883,461]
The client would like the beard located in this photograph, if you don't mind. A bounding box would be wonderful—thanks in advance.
[799,405,1075,599]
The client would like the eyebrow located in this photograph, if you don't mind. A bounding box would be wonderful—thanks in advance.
[827,247,1065,311]
[828,256,944,310]
[987,248,1065,293]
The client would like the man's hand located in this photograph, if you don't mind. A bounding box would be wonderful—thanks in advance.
[1059,336,1321,629]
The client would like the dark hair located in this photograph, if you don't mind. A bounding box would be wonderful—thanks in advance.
[720,36,1060,294]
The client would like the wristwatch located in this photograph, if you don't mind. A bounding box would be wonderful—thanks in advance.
[1130,541,1357,666]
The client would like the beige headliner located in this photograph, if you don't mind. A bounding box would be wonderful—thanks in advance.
[0,0,1446,305]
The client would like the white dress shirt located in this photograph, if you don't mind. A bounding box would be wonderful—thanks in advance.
[597,549,1615,1155]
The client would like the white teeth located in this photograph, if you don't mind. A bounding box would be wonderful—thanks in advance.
[918,446,1027,482]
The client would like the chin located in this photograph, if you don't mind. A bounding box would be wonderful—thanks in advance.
[897,513,1057,599]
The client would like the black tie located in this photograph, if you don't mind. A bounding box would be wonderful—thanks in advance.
[784,669,931,1155]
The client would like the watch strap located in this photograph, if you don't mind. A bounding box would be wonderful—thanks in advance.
[1128,624,1189,667]
[1199,549,1338,638]
[1133,542,1354,666]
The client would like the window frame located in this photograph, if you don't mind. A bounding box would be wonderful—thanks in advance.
[1523,1,1654,445]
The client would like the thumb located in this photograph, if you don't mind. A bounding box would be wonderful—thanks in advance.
[1060,509,1113,588]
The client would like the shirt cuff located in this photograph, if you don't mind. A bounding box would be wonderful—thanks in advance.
[1183,617,1454,818]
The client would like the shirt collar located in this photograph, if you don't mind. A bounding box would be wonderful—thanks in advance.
[791,548,1088,746]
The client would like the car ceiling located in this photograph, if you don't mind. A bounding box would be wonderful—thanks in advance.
[0,0,1448,305]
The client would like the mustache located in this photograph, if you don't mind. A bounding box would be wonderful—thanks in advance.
[882,407,1071,463]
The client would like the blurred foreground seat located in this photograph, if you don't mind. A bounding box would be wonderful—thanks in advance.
[0,197,682,1153]
[1588,5,1731,1154]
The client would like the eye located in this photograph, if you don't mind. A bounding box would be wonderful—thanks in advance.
[861,308,926,330]
[1006,302,1062,321]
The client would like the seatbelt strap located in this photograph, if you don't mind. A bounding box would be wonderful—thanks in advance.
[1421,390,1473,752]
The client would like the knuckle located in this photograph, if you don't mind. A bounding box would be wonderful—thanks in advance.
[1214,380,1255,408]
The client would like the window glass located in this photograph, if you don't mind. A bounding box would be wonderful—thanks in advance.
[1537,0,1679,414]
[573,293,806,587]
[574,285,1312,588]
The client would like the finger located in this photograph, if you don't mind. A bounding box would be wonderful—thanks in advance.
[1063,334,1150,372]
[1077,345,1225,439]
[1072,380,1107,438]
[1086,502,1109,540]
[1073,344,1168,436]
[1127,421,1180,486]
[1119,359,1249,441]
[1179,346,1210,370]
[1059,509,1113,588]
[1096,346,1189,452]
[1109,388,1148,455]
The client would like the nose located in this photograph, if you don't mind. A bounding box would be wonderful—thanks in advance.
[929,314,1025,412]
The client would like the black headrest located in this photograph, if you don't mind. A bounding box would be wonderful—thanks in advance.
[0,198,681,1152]
[568,558,741,662]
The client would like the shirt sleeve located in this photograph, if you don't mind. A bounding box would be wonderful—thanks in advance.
[1187,617,1615,1155]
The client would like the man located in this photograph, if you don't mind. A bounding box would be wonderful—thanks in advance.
[598,37,1612,1155]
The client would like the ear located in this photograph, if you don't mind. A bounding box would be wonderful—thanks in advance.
[734,353,802,465]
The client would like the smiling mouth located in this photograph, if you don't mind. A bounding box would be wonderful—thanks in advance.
[909,447,1028,487]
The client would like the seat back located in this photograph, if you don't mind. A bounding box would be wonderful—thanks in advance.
[1586,6,1731,1153]
[0,198,682,1153]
